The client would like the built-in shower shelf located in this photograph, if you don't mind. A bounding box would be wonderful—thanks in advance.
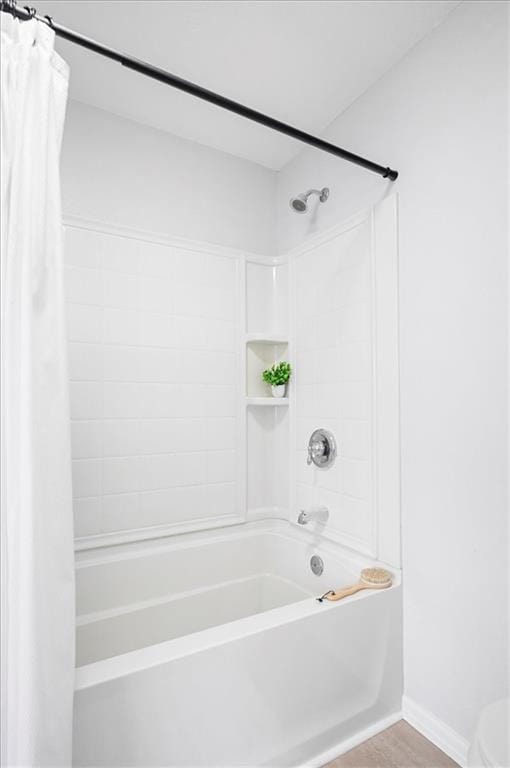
[245,334,289,345]
[246,338,289,398]
[246,397,289,407]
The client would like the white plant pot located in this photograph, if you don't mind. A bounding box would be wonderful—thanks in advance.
[271,384,286,398]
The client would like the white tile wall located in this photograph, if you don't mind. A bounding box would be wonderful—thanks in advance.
[65,225,241,540]
[294,219,374,552]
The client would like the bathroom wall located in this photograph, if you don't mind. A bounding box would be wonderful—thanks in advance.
[277,0,508,753]
[61,100,277,256]
[294,217,374,554]
[290,197,400,567]
[65,224,243,543]
[61,102,278,544]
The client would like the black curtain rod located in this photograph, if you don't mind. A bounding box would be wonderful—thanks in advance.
[1,1,399,181]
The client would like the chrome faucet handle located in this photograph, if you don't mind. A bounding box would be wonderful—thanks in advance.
[306,429,337,468]
[307,439,325,465]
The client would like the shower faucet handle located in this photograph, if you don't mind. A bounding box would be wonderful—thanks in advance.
[306,428,337,468]
[307,438,326,465]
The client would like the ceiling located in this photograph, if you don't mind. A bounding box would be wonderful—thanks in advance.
[42,0,460,170]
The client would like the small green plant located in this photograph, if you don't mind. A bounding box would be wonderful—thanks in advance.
[262,361,292,387]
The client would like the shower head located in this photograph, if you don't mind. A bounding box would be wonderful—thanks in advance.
[290,187,329,213]
[290,193,308,213]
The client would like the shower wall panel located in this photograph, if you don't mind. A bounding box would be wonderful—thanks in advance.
[293,219,373,554]
[290,199,399,564]
[64,223,243,546]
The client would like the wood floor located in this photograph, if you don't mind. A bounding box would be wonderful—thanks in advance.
[323,720,459,768]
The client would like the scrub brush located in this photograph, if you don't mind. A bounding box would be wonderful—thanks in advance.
[317,567,393,602]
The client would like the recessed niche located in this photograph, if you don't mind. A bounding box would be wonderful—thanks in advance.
[246,339,289,398]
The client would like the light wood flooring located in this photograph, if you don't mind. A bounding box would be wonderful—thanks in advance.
[324,720,459,768]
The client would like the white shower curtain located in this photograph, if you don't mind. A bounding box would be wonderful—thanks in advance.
[1,14,75,768]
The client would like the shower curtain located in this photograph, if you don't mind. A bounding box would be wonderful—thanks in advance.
[1,14,75,767]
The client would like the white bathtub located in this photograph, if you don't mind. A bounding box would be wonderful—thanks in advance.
[73,520,402,767]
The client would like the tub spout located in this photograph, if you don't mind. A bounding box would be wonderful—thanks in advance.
[297,506,329,525]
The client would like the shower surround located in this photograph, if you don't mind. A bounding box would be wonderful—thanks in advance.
[291,200,399,563]
[66,190,400,765]
[65,224,244,543]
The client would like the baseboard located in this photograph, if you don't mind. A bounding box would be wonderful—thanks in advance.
[403,695,470,767]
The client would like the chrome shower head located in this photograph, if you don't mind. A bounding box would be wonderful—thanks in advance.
[290,193,308,213]
[289,187,329,214]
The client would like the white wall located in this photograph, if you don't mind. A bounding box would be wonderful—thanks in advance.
[293,217,374,553]
[277,0,508,747]
[289,196,400,568]
[65,225,243,544]
[61,101,277,256]
[60,101,280,545]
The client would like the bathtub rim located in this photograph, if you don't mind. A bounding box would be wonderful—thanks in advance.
[75,583,401,691]
[75,517,398,573]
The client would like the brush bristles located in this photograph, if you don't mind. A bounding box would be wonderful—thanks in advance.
[360,567,392,586]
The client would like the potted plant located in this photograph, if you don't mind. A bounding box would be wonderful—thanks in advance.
[262,361,291,398]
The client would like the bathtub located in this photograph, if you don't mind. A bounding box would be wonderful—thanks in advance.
[73,520,402,767]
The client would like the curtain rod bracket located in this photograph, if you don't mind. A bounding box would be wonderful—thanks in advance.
[0,0,399,181]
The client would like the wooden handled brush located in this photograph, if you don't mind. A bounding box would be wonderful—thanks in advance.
[318,567,393,602]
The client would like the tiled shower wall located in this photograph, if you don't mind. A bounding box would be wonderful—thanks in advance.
[294,217,374,554]
[64,225,242,542]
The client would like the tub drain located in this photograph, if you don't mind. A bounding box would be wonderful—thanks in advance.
[310,555,324,576]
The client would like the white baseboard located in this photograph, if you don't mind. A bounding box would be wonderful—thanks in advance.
[403,695,470,767]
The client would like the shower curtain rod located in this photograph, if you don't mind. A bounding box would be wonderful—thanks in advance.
[1,0,399,181]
